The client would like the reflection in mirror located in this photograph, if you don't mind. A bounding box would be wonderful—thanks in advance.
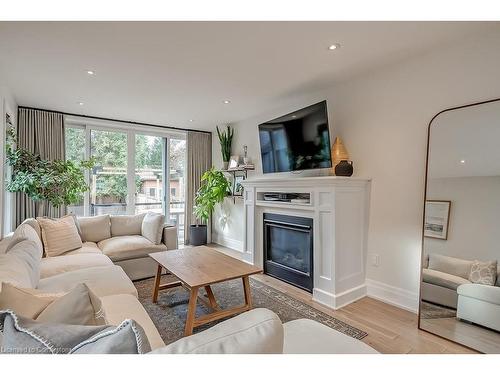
[420,99,500,353]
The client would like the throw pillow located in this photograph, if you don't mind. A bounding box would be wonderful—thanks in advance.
[0,283,59,318]
[0,240,42,289]
[77,215,111,243]
[110,213,146,237]
[0,310,151,354]
[37,216,83,257]
[469,260,497,286]
[6,223,43,253]
[0,283,106,325]
[141,212,164,245]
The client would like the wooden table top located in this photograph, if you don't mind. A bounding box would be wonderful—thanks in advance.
[149,246,262,287]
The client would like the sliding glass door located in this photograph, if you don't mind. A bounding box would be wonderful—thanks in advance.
[135,134,164,216]
[65,122,186,245]
[90,129,128,216]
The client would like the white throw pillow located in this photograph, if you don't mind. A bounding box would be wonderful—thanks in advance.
[77,215,111,243]
[141,212,164,245]
[37,216,83,257]
[469,260,497,286]
[0,240,42,289]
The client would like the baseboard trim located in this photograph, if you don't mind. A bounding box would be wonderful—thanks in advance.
[366,278,419,313]
[211,233,244,252]
[313,284,367,310]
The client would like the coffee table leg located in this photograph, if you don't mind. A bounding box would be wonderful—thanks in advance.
[204,285,219,310]
[152,264,162,303]
[185,286,199,336]
[242,276,252,308]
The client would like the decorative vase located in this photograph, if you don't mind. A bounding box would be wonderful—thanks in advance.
[331,137,350,168]
[335,160,353,177]
[243,157,250,165]
[222,161,229,170]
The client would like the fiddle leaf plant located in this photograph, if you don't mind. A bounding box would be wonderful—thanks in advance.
[5,126,95,208]
[216,124,234,163]
[193,167,231,225]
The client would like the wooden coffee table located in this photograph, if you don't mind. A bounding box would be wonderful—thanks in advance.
[149,246,262,336]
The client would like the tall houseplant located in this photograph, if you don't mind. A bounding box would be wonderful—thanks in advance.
[216,125,234,170]
[190,167,230,246]
[5,126,95,212]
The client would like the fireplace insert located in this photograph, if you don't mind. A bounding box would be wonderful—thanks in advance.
[263,213,313,292]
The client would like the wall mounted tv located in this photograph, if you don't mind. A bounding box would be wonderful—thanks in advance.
[258,101,332,173]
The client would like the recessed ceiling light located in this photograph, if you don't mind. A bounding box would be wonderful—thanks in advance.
[223,100,231,104]
[189,119,194,122]
[86,70,95,76]
[291,115,297,118]
[460,159,466,164]
[78,102,84,106]
[328,44,341,51]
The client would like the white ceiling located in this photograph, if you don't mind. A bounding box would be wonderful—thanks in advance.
[428,100,500,179]
[0,22,497,131]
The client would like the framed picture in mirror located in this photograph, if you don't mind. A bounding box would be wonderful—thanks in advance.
[424,200,451,240]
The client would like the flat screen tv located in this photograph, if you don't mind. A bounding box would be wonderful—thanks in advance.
[258,101,332,173]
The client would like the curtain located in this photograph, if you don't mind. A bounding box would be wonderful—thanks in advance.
[16,108,66,225]
[184,131,212,244]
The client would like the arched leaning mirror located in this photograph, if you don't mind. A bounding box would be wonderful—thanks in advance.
[419,98,500,353]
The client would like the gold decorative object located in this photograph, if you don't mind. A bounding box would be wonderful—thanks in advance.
[331,137,350,168]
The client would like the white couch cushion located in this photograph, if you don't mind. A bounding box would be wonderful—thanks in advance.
[110,214,146,237]
[63,242,102,255]
[422,268,471,290]
[457,283,500,305]
[142,212,164,245]
[428,254,473,279]
[98,235,167,261]
[0,240,43,289]
[40,253,113,279]
[78,215,111,243]
[283,318,378,354]
[151,308,283,354]
[100,293,165,351]
[37,265,137,298]
[37,216,83,257]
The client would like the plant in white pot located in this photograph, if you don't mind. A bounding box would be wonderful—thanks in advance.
[190,167,231,246]
[216,125,233,170]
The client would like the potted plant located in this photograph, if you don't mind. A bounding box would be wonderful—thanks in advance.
[5,126,95,212]
[190,167,230,246]
[216,125,234,170]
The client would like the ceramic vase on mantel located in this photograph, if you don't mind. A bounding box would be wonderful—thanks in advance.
[331,137,351,175]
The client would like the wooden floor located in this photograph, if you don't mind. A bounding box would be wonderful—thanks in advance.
[421,318,500,354]
[204,243,478,354]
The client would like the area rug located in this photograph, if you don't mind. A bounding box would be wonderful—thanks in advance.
[135,275,368,345]
[420,301,457,319]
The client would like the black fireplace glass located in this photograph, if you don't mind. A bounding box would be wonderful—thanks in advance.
[267,225,310,274]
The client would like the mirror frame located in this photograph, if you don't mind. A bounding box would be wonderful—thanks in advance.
[418,97,500,352]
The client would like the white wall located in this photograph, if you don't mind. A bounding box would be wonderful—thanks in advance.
[425,176,500,262]
[212,30,500,310]
[0,80,17,237]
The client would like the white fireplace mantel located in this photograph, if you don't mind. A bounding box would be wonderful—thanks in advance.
[241,176,371,309]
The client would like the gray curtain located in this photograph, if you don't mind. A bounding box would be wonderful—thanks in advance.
[184,131,212,244]
[16,108,66,225]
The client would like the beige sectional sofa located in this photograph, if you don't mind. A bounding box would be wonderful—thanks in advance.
[0,218,378,354]
[9,214,178,281]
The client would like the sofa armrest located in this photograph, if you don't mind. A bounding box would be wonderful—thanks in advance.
[162,224,178,250]
[149,308,283,354]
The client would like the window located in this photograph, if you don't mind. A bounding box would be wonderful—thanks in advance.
[65,127,86,216]
[64,120,186,245]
